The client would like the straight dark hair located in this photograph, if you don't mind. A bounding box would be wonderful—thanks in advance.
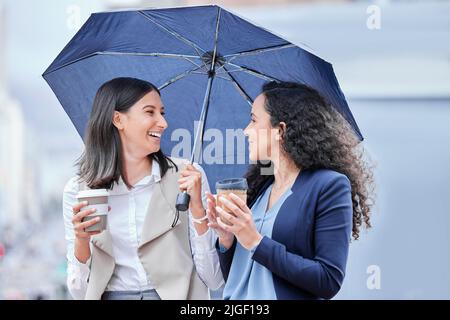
[76,77,177,190]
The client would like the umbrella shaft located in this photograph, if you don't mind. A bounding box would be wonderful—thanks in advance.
[190,74,214,164]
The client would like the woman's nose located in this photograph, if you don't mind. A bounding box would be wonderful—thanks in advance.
[159,114,168,129]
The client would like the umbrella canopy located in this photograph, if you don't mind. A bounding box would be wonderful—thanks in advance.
[43,5,362,193]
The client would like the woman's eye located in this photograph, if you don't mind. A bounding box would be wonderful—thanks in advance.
[161,112,166,116]
[146,111,154,115]
[251,119,256,123]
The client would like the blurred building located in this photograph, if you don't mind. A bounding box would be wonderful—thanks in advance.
[0,4,39,244]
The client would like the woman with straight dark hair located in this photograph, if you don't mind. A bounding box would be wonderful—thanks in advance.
[62,77,223,300]
[205,81,374,300]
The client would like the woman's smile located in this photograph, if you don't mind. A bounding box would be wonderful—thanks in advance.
[147,130,163,141]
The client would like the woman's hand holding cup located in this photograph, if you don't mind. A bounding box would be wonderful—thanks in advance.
[205,191,235,250]
[71,201,108,241]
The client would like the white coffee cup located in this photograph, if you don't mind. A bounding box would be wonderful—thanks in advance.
[76,189,109,232]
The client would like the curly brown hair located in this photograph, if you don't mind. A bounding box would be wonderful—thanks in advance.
[245,81,375,240]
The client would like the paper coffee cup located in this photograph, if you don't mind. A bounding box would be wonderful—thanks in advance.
[76,189,109,232]
[215,178,248,226]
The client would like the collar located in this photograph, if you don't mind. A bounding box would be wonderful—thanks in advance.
[109,158,161,195]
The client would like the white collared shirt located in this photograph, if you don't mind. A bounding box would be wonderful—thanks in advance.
[62,160,224,299]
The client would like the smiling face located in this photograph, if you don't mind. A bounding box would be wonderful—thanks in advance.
[113,90,168,158]
[243,93,281,162]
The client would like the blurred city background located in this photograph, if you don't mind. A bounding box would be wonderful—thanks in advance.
[0,0,449,299]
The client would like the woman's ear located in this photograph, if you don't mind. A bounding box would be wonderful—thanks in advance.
[277,122,287,141]
[112,111,124,130]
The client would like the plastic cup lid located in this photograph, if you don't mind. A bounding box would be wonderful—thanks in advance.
[215,178,248,190]
[76,189,109,199]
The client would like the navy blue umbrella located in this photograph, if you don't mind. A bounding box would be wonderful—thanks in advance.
[43,5,362,203]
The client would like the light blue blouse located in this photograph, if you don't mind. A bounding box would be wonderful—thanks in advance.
[223,182,293,300]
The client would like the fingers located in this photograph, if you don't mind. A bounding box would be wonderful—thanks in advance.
[179,181,198,192]
[206,209,219,226]
[178,176,192,184]
[206,212,221,229]
[78,228,102,236]
[78,217,101,230]
[74,216,102,238]
[218,196,247,218]
[206,208,214,220]
[75,229,101,239]
[206,198,217,217]
[178,182,189,192]
[86,230,102,236]
[72,208,97,224]
[205,192,217,205]
[216,207,239,226]
[178,176,198,185]
[185,164,198,172]
[72,201,89,214]
[229,193,251,214]
[206,206,217,223]
[178,173,201,192]
[207,220,226,237]
[178,176,192,191]
[180,166,201,177]
[207,222,219,230]
[207,208,236,239]
[217,217,234,232]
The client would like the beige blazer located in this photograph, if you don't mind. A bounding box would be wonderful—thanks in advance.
[82,157,209,300]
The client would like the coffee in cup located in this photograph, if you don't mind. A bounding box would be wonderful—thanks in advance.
[76,189,109,232]
[215,178,248,226]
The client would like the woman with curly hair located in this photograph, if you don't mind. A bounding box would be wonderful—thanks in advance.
[205,81,374,300]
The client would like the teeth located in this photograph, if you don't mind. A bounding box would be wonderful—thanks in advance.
[148,132,161,138]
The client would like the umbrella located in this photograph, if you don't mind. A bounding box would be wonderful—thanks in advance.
[42,5,363,209]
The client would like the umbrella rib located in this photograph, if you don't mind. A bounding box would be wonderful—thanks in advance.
[221,65,253,106]
[99,51,203,69]
[225,62,280,82]
[158,65,204,91]
[99,51,199,59]
[210,7,221,72]
[224,43,295,60]
[212,74,230,81]
[191,71,211,76]
[138,11,206,57]
[214,63,227,74]
[43,52,98,75]
[43,51,202,75]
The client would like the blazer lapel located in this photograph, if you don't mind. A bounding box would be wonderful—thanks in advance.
[91,229,114,258]
[139,180,180,248]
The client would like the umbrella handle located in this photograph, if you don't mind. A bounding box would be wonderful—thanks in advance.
[175,191,190,212]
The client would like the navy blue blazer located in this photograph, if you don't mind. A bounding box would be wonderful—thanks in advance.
[217,169,353,300]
